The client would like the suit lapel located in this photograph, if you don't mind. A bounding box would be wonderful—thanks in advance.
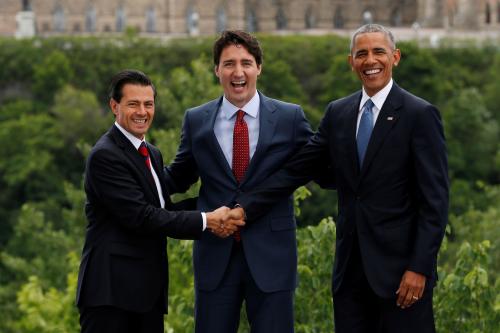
[242,93,278,185]
[149,147,170,203]
[202,97,236,182]
[359,85,402,179]
[346,94,362,179]
[110,126,161,206]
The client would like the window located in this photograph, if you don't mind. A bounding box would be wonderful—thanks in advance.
[146,6,156,33]
[485,3,491,24]
[116,5,126,32]
[276,5,287,30]
[334,6,344,29]
[391,7,402,26]
[22,0,31,11]
[305,5,316,29]
[85,5,96,32]
[497,1,500,23]
[216,6,226,33]
[53,4,65,32]
[246,7,258,32]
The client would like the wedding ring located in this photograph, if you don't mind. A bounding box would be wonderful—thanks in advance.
[412,296,418,300]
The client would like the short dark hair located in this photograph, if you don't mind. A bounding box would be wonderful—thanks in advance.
[350,24,396,54]
[213,30,263,66]
[108,69,156,103]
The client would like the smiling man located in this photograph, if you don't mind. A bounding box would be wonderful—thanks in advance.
[76,70,244,333]
[228,24,449,333]
[163,30,312,332]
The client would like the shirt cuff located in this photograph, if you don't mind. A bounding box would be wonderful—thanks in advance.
[201,212,207,231]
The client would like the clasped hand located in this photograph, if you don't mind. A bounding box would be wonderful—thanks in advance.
[206,206,245,238]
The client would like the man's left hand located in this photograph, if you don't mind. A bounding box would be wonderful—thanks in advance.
[396,270,426,309]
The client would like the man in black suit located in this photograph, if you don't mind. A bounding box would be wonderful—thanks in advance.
[228,24,448,332]
[76,70,244,333]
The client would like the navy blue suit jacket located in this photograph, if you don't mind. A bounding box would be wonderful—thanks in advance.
[238,84,449,298]
[165,92,312,292]
[76,125,202,313]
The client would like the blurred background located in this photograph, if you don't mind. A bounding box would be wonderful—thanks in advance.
[0,1,498,332]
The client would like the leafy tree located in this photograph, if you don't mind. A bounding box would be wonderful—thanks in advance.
[443,88,499,181]
[32,50,74,105]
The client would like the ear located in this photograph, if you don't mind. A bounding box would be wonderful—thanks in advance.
[110,99,118,116]
[214,65,220,78]
[393,48,401,67]
[256,63,262,76]
[348,54,354,71]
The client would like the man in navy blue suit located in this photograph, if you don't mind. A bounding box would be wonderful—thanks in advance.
[229,24,449,333]
[164,30,312,332]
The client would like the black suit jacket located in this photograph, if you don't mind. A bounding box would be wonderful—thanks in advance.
[238,83,449,298]
[76,125,202,313]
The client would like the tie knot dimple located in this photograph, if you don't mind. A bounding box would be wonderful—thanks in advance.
[364,99,374,112]
[236,110,245,122]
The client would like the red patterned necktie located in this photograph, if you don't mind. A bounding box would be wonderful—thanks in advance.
[138,142,152,170]
[232,110,249,241]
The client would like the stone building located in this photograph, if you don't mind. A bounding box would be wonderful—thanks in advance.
[0,0,499,37]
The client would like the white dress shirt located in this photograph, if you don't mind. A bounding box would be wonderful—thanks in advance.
[356,79,393,135]
[214,92,260,167]
[114,122,206,230]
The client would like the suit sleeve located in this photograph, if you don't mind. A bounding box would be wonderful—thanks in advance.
[164,110,200,194]
[238,107,333,221]
[85,147,203,240]
[408,104,449,277]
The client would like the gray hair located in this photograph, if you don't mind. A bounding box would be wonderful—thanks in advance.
[350,24,396,53]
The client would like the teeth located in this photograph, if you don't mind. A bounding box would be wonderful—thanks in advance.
[365,69,381,75]
[133,119,146,123]
[232,80,245,85]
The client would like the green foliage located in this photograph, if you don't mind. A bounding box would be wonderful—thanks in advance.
[435,241,500,333]
[443,88,499,181]
[32,50,74,105]
[13,253,80,333]
[0,34,499,333]
[295,218,336,333]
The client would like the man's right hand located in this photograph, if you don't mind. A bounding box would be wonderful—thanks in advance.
[206,206,245,238]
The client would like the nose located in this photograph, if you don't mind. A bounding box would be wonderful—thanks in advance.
[365,51,376,64]
[233,63,244,77]
[137,104,147,115]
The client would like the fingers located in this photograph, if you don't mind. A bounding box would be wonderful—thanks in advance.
[396,270,426,309]
[205,206,245,238]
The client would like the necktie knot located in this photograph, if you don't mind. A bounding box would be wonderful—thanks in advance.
[236,110,246,122]
[363,99,374,114]
[138,142,149,157]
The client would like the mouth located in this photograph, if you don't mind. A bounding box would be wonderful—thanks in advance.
[133,119,147,125]
[363,68,382,76]
[231,80,246,88]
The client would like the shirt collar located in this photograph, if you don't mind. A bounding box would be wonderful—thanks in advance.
[359,78,393,112]
[221,91,260,120]
[114,121,146,150]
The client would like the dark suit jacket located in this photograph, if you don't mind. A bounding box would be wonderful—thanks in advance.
[164,92,312,292]
[238,83,449,298]
[76,125,202,313]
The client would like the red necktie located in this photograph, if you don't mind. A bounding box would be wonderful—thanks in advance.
[232,110,249,241]
[138,142,152,170]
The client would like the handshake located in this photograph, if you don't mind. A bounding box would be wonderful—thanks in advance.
[205,206,245,238]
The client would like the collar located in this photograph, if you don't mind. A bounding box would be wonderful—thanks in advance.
[359,78,393,111]
[114,122,146,150]
[221,91,260,120]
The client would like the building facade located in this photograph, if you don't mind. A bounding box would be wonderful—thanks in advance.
[0,0,499,37]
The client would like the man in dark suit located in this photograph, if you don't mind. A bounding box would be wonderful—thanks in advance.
[228,24,449,332]
[164,30,312,332]
[76,70,244,333]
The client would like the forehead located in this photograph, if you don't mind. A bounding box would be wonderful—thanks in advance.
[220,44,255,61]
[353,32,392,50]
[121,84,154,100]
